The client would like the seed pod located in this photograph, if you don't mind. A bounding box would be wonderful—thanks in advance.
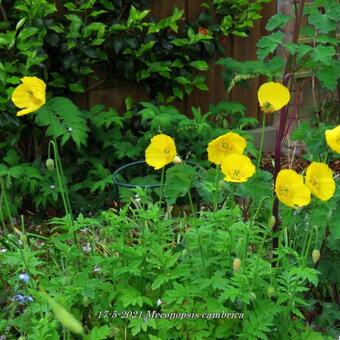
[173,155,182,164]
[267,286,276,298]
[269,216,276,228]
[312,249,320,264]
[233,258,241,272]
[46,158,55,171]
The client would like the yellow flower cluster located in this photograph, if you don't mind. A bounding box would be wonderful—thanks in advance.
[275,162,335,208]
[11,77,336,210]
[207,132,255,183]
[144,131,255,183]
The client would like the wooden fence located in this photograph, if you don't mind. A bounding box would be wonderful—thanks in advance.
[82,0,277,120]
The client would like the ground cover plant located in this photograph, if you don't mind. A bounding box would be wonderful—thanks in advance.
[1,0,340,339]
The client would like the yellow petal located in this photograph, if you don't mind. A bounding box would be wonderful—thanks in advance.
[11,76,46,116]
[145,134,177,170]
[145,144,167,170]
[325,125,340,154]
[305,162,335,201]
[11,83,32,108]
[208,132,247,165]
[16,106,40,116]
[275,169,311,208]
[258,82,290,113]
[221,154,256,183]
[21,76,46,103]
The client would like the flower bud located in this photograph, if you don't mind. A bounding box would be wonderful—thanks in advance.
[233,258,241,272]
[173,155,182,164]
[249,292,257,301]
[20,234,27,245]
[269,216,276,228]
[267,286,275,298]
[312,249,320,264]
[46,158,55,171]
[82,296,90,307]
[218,180,225,189]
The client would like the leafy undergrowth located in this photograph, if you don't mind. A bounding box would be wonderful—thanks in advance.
[1,198,339,339]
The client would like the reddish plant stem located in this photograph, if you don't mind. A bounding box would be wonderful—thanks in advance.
[272,0,306,257]
[284,82,302,139]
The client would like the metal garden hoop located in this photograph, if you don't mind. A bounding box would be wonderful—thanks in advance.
[112,160,205,197]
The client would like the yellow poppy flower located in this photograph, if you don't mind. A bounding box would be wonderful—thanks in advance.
[325,125,340,153]
[275,169,311,208]
[221,154,255,183]
[208,132,247,165]
[305,162,335,201]
[145,134,177,170]
[11,76,46,116]
[257,82,290,113]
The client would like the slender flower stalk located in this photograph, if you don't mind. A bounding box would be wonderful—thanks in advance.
[256,113,266,170]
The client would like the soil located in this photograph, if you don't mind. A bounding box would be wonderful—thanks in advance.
[261,152,340,176]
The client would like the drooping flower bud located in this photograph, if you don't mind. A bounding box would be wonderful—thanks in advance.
[233,258,241,272]
[218,180,225,189]
[46,158,55,171]
[312,249,320,264]
[269,216,276,228]
[267,286,276,298]
[249,292,257,301]
[173,155,182,164]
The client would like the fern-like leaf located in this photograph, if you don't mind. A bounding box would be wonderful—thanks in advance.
[34,97,89,148]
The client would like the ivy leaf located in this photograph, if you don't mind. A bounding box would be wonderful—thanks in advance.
[34,97,89,148]
[266,13,292,31]
[164,164,196,204]
[257,32,284,61]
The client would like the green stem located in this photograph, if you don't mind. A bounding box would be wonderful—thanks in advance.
[249,226,271,291]
[213,165,220,211]
[243,196,271,262]
[159,167,165,207]
[194,218,206,276]
[301,201,319,261]
[0,178,14,231]
[49,141,74,225]
[187,188,195,215]
[256,113,266,170]
[323,150,330,163]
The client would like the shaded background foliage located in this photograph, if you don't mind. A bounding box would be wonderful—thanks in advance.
[0,0,269,215]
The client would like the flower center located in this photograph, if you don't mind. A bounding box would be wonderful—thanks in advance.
[261,102,273,113]
[221,141,231,152]
[163,147,170,154]
[27,90,42,106]
[231,168,242,180]
[310,177,320,189]
[278,185,293,198]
